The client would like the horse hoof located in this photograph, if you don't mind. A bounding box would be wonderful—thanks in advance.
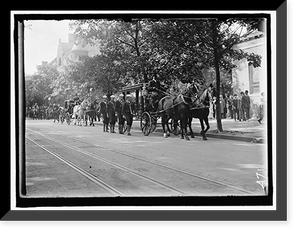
[185,137,190,141]
[163,133,168,138]
[191,135,195,138]
[203,137,207,141]
[180,136,184,139]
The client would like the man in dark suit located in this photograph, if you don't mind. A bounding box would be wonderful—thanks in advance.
[122,94,135,136]
[115,94,125,134]
[244,90,251,120]
[107,95,116,133]
[100,95,109,132]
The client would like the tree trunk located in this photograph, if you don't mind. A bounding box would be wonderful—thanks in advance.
[211,20,223,132]
[134,21,148,83]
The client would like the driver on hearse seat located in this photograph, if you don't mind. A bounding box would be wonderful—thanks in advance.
[148,77,163,111]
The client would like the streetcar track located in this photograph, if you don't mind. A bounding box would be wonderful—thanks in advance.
[27,129,187,196]
[26,136,124,196]
[27,128,255,195]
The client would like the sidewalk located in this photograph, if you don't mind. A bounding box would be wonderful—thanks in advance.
[95,117,266,143]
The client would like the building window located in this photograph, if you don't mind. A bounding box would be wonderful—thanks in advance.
[248,63,260,94]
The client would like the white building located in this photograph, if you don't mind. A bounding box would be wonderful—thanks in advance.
[232,26,267,118]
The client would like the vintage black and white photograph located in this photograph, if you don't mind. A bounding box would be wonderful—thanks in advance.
[14,12,274,209]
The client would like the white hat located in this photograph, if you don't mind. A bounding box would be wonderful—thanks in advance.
[110,95,115,98]
[103,95,107,98]
[119,93,124,97]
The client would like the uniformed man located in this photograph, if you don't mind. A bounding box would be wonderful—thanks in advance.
[122,94,135,136]
[107,95,117,133]
[115,93,125,134]
[100,95,109,132]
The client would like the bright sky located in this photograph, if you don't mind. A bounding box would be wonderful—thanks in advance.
[24,20,73,75]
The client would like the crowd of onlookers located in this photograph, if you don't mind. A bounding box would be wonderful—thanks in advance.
[211,90,265,124]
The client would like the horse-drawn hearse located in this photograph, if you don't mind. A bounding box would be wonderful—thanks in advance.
[51,78,212,140]
[121,79,213,140]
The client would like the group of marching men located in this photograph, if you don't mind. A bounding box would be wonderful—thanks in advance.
[99,93,136,136]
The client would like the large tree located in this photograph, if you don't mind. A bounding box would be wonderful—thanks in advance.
[70,19,154,84]
[25,63,59,106]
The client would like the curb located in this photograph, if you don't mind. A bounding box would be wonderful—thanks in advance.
[94,121,264,143]
[153,128,264,143]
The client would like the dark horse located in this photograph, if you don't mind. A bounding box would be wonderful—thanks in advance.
[157,83,198,140]
[188,86,212,140]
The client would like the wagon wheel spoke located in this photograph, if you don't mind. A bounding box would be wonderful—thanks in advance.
[140,112,152,136]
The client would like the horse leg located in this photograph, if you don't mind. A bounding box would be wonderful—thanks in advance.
[166,117,171,137]
[200,118,207,140]
[182,116,190,141]
[188,117,195,138]
[78,116,81,126]
[204,117,210,133]
[161,114,168,138]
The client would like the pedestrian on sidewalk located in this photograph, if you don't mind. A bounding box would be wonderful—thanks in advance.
[232,94,240,121]
[227,95,234,119]
[100,95,109,132]
[122,94,135,136]
[244,90,251,120]
[108,95,117,133]
[240,91,246,121]
[258,92,265,124]
[212,96,217,119]
[220,95,226,119]
[116,93,125,134]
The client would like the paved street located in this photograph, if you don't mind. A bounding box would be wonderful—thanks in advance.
[25,119,267,197]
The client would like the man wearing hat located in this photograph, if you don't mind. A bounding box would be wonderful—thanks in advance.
[100,95,109,132]
[122,94,135,136]
[115,93,125,134]
[107,95,117,133]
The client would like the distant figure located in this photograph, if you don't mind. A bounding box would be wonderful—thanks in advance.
[107,95,116,133]
[227,95,234,119]
[258,92,265,124]
[100,95,109,132]
[219,95,226,119]
[212,96,217,119]
[115,93,125,134]
[242,90,251,120]
[232,94,240,121]
[240,92,245,121]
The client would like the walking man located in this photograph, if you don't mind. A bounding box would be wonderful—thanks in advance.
[107,95,117,133]
[115,93,125,134]
[244,90,251,120]
[232,94,239,121]
[100,95,109,132]
[122,94,135,136]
